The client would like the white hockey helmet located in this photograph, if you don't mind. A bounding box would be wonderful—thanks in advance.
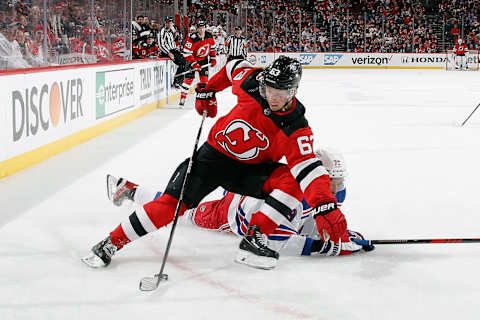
[190,25,196,32]
[314,147,347,179]
[457,38,463,44]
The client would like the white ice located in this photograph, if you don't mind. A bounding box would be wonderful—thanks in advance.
[1,69,480,320]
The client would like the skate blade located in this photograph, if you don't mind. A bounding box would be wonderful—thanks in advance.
[139,274,168,291]
[106,174,116,202]
[81,253,107,268]
[235,249,277,270]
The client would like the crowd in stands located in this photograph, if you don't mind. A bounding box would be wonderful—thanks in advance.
[0,0,479,69]
[0,0,129,69]
[439,0,480,50]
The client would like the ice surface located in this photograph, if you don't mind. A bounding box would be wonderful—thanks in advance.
[1,69,480,320]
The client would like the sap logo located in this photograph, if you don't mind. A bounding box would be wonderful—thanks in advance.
[299,54,316,65]
[324,54,343,65]
[260,55,267,64]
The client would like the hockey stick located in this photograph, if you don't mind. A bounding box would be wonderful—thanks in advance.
[461,101,480,127]
[139,110,208,292]
[174,63,211,78]
[353,237,480,246]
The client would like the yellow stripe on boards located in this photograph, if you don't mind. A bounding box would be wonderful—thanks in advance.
[0,96,177,180]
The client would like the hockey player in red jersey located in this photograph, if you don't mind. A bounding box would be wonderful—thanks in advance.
[453,38,469,70]
[178,20,216,106]
[83,56,352,270]
[103,148,374,257]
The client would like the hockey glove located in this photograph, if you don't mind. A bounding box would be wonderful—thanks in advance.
[195,83,217,118]
[313,202,348,243]
[191,61,201,71]
[210,57,217,67]
[309,231,370,256]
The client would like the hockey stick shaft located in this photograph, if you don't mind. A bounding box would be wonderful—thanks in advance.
[354,238,480,246]
[140,110,207,291]
[461,101,480,127]
[174,63,211,78]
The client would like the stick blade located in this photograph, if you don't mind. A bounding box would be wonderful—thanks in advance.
[139,274,168,292]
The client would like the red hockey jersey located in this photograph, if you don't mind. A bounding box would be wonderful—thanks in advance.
[454,44,468,55]
[204,60,335,207]
[183,31,216,63]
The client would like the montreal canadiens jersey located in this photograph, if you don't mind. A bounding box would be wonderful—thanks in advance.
[225,189,346,255]
[205,60,336,208]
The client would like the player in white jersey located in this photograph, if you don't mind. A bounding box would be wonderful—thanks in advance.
[104,148,374,257]
[214,27,226,55]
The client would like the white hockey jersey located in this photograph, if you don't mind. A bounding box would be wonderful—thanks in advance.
[226,187,347,255]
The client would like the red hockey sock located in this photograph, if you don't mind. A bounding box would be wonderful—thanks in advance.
[249,212,278,236]
[110,225,130,249]
[143,193,186,229]
[109,194,186,249]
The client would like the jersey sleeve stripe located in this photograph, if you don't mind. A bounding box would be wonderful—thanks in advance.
[299,166,329,192]
[295,161,323,185]
[290,158,319,178]
[226,59,253,81]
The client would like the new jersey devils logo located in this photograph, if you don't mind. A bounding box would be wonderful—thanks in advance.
[215,120,269,160]
[196,44,210,58]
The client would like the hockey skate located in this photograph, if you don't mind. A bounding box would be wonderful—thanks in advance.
[235,225,279,270]
[81,236,118,268]
[106,174,137,206]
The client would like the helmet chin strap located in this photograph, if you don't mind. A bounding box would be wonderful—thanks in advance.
[277,90,295,112]
[278,96,294,112]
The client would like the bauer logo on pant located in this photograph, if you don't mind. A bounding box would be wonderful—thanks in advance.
[215,120,269,160]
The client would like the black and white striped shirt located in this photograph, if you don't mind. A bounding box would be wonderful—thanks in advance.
[159,27,177,54]
[225,35,248,57]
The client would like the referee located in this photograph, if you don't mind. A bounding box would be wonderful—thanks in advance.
[225,26,248,61]
[159,16,189,88]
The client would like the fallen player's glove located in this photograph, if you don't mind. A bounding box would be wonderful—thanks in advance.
[310,230,374,256]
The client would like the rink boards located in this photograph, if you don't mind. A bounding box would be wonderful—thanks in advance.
[0,59,178,179]
[246,52,455,69]
[0,51,470,179]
